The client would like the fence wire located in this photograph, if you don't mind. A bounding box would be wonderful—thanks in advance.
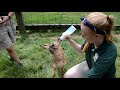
[13,12,120,32]
[22,12,89,24]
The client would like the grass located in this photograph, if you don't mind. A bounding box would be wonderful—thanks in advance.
[0,31,120,78]
[0,31,81,78]
[0,12,120,78]
[13,12,120,25]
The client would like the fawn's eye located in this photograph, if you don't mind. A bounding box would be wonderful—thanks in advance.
[51,44,54,47]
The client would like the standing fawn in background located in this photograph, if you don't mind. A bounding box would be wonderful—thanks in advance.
[41,39,67,78]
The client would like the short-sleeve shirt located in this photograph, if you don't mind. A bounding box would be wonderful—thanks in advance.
[82,40,117,78]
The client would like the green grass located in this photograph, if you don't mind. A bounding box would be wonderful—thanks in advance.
[1,12,120,78]
[13,12,120,25]
[0,31,120,78]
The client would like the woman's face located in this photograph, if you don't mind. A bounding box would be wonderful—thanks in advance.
[81,23,96,43]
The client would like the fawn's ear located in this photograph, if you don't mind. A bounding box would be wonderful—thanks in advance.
[40,44,50,49]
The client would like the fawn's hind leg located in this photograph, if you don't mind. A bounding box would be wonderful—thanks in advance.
[61,66,67,78]
[61,66,64,78]
[52,67,56,78]
[57,66,64,78]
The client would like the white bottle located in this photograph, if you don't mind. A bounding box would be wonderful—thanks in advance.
[59,25,76,41]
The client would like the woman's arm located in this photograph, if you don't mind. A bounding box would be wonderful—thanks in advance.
[8,12,14,19]
[1,12,14,24]
[65,35,83,53]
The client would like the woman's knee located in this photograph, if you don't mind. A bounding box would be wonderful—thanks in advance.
[64,68,82,78]
[64,70,74,78]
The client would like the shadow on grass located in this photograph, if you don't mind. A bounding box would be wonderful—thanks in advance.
[0,61,28,78]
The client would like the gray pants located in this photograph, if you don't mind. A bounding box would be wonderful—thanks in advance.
[64,60,90,78]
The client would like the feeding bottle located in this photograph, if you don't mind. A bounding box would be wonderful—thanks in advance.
[59,25,76,41]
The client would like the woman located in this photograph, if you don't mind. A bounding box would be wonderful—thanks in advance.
[64,12,117,78]
[0,12,22,66]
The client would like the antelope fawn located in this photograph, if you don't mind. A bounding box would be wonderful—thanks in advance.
[41,39,67,78]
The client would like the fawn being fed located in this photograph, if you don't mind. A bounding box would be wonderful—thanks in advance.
[41,39,67,78]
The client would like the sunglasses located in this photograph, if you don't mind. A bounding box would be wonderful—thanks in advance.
[80,17,106,35]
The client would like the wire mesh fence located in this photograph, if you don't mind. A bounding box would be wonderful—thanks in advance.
[13,12,120,32]
[14,12,120,24]
[22,12,89,24]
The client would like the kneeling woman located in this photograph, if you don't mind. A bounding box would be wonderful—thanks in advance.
[64,12,117,78]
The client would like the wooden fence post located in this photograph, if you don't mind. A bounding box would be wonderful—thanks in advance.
[15,12,26,34]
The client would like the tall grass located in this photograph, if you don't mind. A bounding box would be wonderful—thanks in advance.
[0,31,120,78]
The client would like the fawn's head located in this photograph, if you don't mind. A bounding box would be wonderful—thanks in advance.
[41,40,61,54]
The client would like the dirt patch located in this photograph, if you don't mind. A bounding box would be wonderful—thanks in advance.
[113,34,120,38]
[50,36,59,39]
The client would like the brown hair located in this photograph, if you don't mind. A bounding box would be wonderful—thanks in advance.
[82,12,115,52]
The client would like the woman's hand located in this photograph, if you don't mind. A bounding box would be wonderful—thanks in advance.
[64,34,73,41]
[0,16,9,25]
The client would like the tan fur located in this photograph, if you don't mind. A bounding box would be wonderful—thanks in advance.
[41,40,67,78]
